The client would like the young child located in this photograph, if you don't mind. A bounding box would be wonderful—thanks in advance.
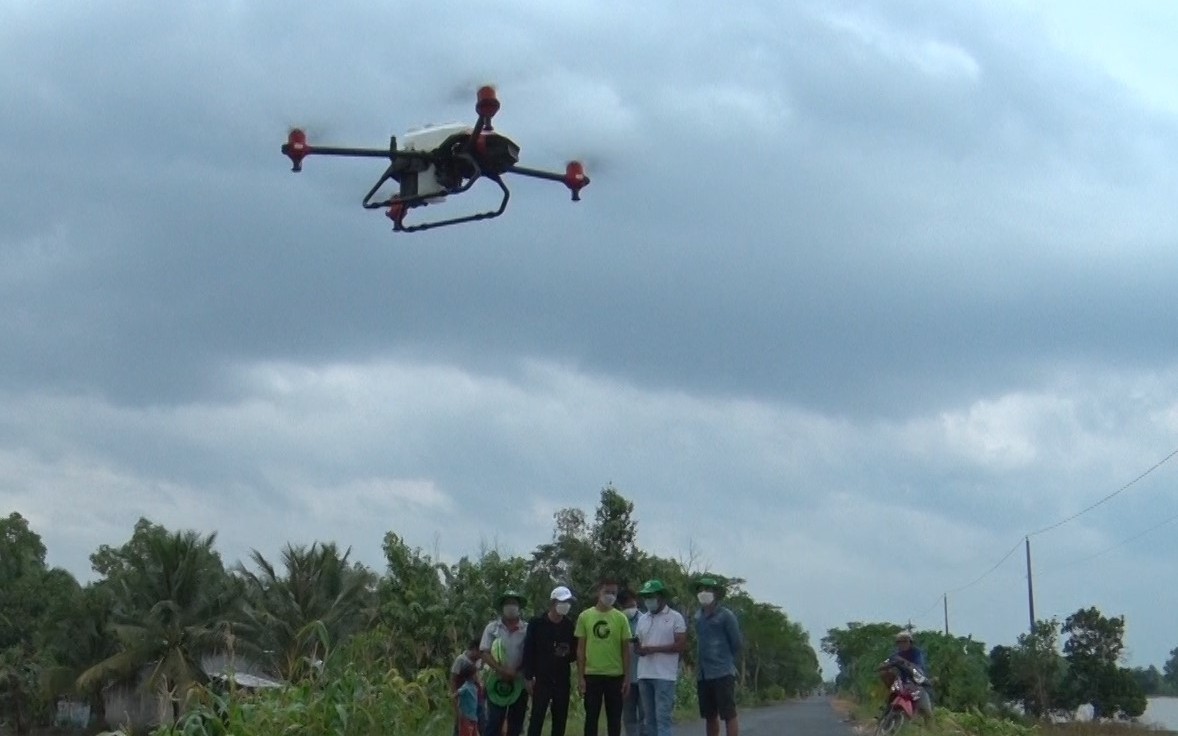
[456,663,480,736]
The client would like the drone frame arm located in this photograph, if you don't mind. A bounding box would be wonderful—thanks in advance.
[282,133,435,173]
[507,163,590,201]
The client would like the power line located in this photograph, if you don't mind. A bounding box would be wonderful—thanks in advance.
[1042,505,1178,573]
[914,594,943,621]
[1027,446,1178,537]
[907,444,1178,632]
[945,537,1024,595]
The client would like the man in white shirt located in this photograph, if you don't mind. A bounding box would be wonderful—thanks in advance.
[634,579,686,736]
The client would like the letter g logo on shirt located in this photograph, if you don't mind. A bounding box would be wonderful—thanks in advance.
[593,620,611,639]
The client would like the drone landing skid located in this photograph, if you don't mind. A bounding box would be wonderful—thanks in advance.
[374,174,511,234]
[280,86,589,234]
[356,143,511,233]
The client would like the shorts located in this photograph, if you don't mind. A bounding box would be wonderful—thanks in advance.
[697,676,737,721]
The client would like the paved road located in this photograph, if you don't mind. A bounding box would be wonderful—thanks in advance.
[736,697,860,736]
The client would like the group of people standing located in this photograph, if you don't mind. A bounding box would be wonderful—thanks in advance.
[450,575,743,736]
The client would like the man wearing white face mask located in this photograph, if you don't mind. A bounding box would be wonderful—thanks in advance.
[634,579,686,736]
[575,576,631,736]
[692,577,742,736]
[481,590,530,736]
[523,586,578,736]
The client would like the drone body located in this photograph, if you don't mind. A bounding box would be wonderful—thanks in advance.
[281,87,589,233]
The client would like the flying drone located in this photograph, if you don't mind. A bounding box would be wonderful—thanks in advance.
[280,86,590,233]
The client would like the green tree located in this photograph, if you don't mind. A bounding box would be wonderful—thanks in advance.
[990,619,1067,718]
[588,484,643,589]
[529,507,593,596]
[1061,607,1146,719]
[1129,665,1165,696]
[1164,646,1178,689]
[725,593,820,698]
[821,621,903,693]
[988,645,1017,702]
[38,583,120,725]
[237,541,373,682]
[0,513,51,651]
[913,631,990,711]
[439,546,530,658]
[0,513,87,733]
[0,645,42,736]
[530,485,646,600]
[77,524,241,727]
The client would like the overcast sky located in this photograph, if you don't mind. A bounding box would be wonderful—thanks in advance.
[4,0,1178,672]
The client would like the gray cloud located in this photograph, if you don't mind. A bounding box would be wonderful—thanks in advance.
[4,0,1178,666]
[4,0,1177,416]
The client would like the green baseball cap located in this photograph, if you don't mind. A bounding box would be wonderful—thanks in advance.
[497,590,525,608]
[638,579,668,596]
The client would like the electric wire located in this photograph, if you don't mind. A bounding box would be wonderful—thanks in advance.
[1042,505,1178,573]
[914,594,943,623]
[1027,446,1178,537]
[944,537,1024,595]
[906,445,1178,631]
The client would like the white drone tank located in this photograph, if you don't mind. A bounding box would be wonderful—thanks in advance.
[399,123,473,200]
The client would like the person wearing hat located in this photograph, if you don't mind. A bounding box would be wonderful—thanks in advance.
[634,579,686,736]
[575,575,632,736]
[692,576,742,736]
[887,631,933,724]
[522,586,579,736]
[481,590,531,736]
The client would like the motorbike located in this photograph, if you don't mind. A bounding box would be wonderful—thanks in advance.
[872,655,930,736]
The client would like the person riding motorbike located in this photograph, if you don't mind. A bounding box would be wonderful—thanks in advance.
[877,632,933,725]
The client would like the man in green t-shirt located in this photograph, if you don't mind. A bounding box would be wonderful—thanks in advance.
[575,576,631,736]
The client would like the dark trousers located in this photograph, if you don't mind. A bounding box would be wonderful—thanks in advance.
[584,675,624,736]
[485,691,529,736]
[527,681,571,736]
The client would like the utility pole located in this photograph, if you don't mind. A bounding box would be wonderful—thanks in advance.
[943,593,949,635]
[1025,536,1035,633]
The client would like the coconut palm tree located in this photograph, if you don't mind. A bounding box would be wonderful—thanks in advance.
[76,529,241,727]
[236,541,373,682]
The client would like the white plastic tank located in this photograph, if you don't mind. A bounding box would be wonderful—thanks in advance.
[400,123,472,152]
[397,123,472,199]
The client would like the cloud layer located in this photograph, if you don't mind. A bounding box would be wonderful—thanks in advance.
[3,0,1178,666]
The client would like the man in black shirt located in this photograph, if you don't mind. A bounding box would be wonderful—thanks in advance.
[523,585,578,736]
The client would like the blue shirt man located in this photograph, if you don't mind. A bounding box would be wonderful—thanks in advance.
[692,577,742,736]
[890,632,933,722]
[892,632,927,681]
